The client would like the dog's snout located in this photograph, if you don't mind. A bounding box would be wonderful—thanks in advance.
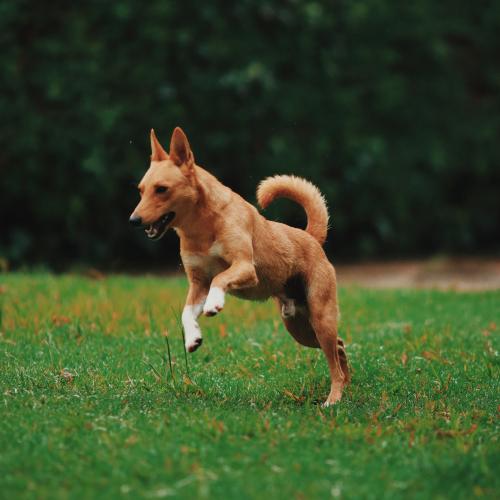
[129,214,142,226]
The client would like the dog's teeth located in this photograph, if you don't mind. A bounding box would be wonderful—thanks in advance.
[145,224,159,238]
[144,213,173,240]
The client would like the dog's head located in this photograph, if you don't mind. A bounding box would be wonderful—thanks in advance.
[130,127,198,240]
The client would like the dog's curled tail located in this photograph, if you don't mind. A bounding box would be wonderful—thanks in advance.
[257,175,329,245]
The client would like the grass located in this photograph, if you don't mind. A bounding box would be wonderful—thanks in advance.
[0,273,498,499]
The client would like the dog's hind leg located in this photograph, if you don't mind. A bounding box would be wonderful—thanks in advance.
[278,299,349,381]
[306,267,347,406]
[336,337,350,385]
[277,299,320,348]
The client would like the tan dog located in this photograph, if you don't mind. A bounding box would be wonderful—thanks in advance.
[130,127,349,405]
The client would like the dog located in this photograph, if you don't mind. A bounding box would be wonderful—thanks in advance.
[130,127,349,405]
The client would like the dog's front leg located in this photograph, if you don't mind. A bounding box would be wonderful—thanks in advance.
[203,259,258,316]
[182,278,209,353]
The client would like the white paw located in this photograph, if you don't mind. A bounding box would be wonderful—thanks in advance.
[186,337,203,353]
[203,287,225,316]
[182,304,203,353]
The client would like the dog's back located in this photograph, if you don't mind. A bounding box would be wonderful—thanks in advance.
[222,175,333,300]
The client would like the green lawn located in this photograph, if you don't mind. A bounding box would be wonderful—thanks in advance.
[0,274,498,499]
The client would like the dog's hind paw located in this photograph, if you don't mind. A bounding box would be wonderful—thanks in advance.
[321,396,341,408]
[203,287,225,317]
[322,383,343,407]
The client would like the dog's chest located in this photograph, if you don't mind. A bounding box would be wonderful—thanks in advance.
[181,241,228,277]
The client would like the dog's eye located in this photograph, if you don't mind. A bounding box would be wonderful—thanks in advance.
[155,186,168,194]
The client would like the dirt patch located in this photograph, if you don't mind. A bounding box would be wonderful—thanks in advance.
[336,257,500,291]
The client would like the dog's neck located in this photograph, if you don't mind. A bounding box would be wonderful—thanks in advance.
[174,165,231,243]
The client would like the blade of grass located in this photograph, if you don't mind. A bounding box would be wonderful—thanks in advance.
[170,306,190,378]
[148,305,176,387]
[143,360,163,382]
[163,332,176,387]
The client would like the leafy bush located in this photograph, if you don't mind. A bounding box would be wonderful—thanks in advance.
[1,0,499,268]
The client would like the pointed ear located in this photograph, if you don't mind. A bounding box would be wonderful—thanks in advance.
[169,127,194,168]
[150,129,169,161]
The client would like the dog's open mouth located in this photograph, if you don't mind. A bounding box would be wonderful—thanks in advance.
[145,212,176,240]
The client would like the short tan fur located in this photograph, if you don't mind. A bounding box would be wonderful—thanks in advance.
[131,127,349,405]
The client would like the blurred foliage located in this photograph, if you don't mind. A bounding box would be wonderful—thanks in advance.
[1,0,499,269]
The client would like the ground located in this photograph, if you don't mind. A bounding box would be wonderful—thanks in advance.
[337,257,500,291]
[0,273,498,499]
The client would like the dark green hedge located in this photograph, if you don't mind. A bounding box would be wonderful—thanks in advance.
[1,0,499,269]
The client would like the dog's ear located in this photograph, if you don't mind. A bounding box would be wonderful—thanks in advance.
[150,129,169,161]
[169,127,194,171]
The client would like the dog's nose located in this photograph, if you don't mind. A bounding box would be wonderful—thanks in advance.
[129,214,142,226]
